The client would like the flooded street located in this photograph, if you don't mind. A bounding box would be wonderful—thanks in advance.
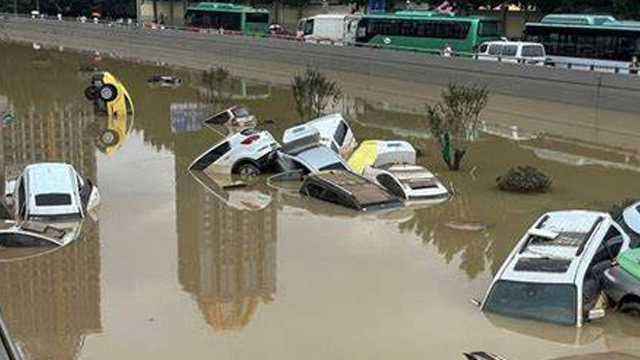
[1,41,640,360]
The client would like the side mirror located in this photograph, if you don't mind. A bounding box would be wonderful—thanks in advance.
[471,298,482,307]
[588,308,605,321]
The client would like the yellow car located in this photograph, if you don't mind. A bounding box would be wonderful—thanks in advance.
[85,72,134,154]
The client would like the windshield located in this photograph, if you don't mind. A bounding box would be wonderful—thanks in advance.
[484,280,577,326]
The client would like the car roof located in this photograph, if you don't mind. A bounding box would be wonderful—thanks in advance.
[499,210,611,284]
[296,145,344,169]
[306,170,399,208]
[24,163,77,194]
[484,41,543,46]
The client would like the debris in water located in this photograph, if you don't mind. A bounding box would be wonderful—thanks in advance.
[446,221,491,232]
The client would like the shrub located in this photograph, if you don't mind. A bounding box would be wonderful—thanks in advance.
[496,166,552,193]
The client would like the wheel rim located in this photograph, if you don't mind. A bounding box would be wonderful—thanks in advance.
[239,166,258,177]
[101,132,115,144]
[100,86,114,100]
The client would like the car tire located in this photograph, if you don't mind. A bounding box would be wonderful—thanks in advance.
[99,84,118,102]
[85,85,99,101]
[235,163,261,178]
[620,301,640,317]
[99,130,120,147]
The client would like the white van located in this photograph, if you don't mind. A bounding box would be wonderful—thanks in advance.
[298,14,361,45]
[475,41,547,65]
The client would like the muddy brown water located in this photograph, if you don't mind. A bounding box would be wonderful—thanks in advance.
[1,42,640,360]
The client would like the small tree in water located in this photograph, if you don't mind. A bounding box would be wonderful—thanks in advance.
[202,66,230,107]
[426,84,489,171]
[291,67,342,121]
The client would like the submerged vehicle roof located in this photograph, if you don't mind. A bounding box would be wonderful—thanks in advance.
[24,163,77,194]
[294,145,348,171]
[499,210,611,284]
[348,140,416,174]
[303,170,403,210]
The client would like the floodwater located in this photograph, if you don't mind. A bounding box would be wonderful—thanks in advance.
[1,41,640,360]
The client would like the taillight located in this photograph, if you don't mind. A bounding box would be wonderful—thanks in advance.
[241,135,260,145]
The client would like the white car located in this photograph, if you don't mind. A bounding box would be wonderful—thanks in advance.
[190,128,281,177]
[480,210,630,326]
[363,164,449,202]
[202,105,257,131]
[284,113,357,159]
[475,41,547,65]
[7,163,100,221]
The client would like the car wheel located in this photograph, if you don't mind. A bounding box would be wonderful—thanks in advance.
[236,163,261,178]
[99,84,118,102]
[620,301,640,317]
[85,85,99,101]
[99,130,120,146]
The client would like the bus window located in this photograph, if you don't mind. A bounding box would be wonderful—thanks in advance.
[479,21,500,37]
[246,13,268,24]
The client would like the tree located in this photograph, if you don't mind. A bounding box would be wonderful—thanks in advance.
[291,67,342,121]
[426,83,489,171]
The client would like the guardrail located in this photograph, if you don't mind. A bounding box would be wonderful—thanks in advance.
[2,12,638,77]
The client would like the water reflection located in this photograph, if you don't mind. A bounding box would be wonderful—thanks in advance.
[0,83,101,358]
[175,137,277,331]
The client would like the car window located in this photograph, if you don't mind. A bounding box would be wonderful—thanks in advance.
[18,180,25,209]
[304,19,314,36]
[594,226,624,262]
[334,121,349,147]
[190,141,231,171]
[487,44,503,55]
[521,45,544,57]
[376,174,404,198]
[502,45,518,57]
[35,194,72,206]
[479,43,488,53]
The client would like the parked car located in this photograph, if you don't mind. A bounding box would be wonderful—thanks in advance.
[363,164,449,202]
[299,170,403,211]
[284,113,357,159]
[480,210,630,326]
[7,163,100,222]
[601,248,640,316]
[348,140,416,175]
[202,105,257,131]
[86,71,134,153]
[475,41,547,65]
[190,128,280,177]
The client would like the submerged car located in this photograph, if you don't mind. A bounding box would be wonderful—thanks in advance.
[480,210,630,326]
[86,71,135,154]
[299,170,403,211]
[348,140,416,174]
[190,171,272,211]
[85,71,133,107]
[202,105,257,131]
[7,163,100,221]
[190,128,280,177]
[619,200,640,247]
[349,140,448,202]
[284,113,356,158]
[0,219,71,248]
[147,75,182,88]
[363,164,449,202]
[278,124,352,174]
[601,248,640,317]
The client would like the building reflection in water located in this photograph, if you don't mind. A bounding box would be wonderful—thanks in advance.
[175,146,277,331]
[0,100,101,359]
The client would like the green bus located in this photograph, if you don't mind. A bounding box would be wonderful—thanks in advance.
[185,2,270,35]
[355,11,502,54]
